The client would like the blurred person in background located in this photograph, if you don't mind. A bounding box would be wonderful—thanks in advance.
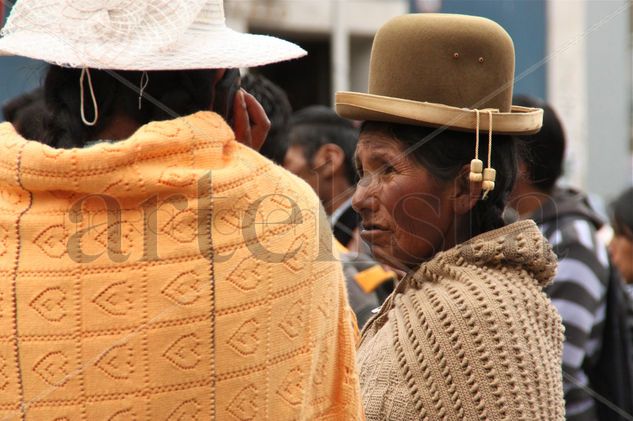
[609,187,633,385]
[240,72,292,165]
[510,95,633,421]
[283,105,394,325]
[284,105,361,249]
[609,186,633,286]
[0,1,363,419]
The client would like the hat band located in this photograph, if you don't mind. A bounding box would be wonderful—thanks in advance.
[335,92,544,135]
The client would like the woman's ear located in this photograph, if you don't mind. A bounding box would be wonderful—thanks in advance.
[312,143,345,179]
[452,164,482,215]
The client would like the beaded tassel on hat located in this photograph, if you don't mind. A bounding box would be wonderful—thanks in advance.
[469,109,497,200]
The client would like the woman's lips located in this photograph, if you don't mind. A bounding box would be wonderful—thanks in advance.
[360,224,390,242]
[361,222,388,231]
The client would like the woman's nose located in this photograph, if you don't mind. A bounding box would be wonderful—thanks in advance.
[352,175,378,214]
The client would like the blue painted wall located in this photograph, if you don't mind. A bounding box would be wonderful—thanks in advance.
[411,0,547,100]
[0,3,45,123]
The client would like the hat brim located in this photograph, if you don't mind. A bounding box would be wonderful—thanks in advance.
[0,27,306,70]
[336,92,543,135]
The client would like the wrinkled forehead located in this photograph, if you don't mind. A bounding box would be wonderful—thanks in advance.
[356,125,418,164]
[354,132,415,172]
[357,124,400,149]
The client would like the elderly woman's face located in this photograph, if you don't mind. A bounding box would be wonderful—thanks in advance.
[352,128,456,270]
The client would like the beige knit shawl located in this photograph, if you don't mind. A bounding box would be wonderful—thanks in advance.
[357,220,565,420]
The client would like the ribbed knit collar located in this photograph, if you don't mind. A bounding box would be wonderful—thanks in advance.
[0,111,237,197]
[413,220,557,288]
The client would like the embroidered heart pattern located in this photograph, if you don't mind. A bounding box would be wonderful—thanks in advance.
[93,281,133,316]
[227,384,258,421]
[159,166,196,188]
[33,351,70,387]
[162,209,197,243]
[278,299,304,339]
[95,343,134,380]
[167,399,200,421]
[34,225,69,258]
[162,270,203,305]
[30,287,67,322]
[227,319,259,356]
[163,333,201,370]
[226,258,263,292]
[277,367,304,406]
[107,408,134,421]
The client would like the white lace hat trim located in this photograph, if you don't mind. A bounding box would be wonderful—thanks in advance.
[0,0,306,69]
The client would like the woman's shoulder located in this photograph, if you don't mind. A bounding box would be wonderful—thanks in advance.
[396,221,562,336]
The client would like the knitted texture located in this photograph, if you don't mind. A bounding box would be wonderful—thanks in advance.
[357,220,565,420]
[0,112,363,420]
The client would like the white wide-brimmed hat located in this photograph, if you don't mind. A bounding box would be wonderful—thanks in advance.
[0,0,307,70]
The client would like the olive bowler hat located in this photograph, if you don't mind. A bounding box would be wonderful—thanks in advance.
[335,14,543,135]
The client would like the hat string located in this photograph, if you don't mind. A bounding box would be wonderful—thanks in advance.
[469,110,484,184]
[475,109,481,161]
[138,71,149,110]
[482,110,496,200]
[80,68,99,126]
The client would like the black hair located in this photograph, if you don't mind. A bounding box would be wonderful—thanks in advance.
[40,65,216,148]
[241,73,292,164]
[362,122,517,237]
[2,88,49,142]
[611,186,633,239]
[513,95,566,193]
[287,105,359,185]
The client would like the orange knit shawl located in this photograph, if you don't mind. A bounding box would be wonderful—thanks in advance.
[0,112,363,420]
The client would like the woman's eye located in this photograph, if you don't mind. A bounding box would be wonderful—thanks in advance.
[383,165,396,175]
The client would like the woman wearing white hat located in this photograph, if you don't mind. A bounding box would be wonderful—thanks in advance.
[336,14,566,420]
[0,1,363,420]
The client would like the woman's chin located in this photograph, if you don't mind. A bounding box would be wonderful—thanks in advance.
[369,243,429,272]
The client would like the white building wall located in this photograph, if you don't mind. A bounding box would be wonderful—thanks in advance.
[548,0,632,200]
[225,0,408,104]
[584,0,632,198]
[547,0,589,190]
[350,37,373,94]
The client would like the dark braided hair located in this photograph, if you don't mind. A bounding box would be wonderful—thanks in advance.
[361,122,517,237]
[513,95,565,193]
[41,65,216,148]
